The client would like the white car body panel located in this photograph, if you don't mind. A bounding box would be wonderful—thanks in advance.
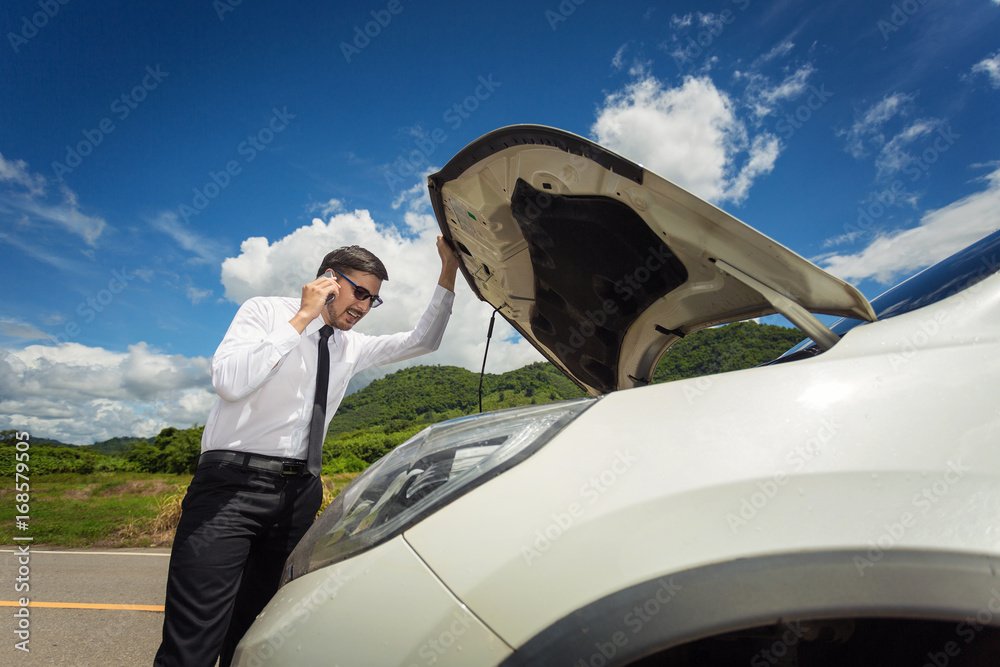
[233,536,512,665]
[403,271,1000,648]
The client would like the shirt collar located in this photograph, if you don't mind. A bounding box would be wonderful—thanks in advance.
[304,317,331,338]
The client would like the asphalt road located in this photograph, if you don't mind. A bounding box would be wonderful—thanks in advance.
[0,547,171,666]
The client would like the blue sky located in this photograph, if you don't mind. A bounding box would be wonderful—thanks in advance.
[2,0,999,444]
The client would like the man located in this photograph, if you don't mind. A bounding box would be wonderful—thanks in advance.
[154,237,459,666]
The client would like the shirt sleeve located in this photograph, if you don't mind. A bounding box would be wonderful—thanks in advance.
[352,285,455,372]
[210,298,303,402]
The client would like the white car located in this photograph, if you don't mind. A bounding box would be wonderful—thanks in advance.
[234,126,1000,666]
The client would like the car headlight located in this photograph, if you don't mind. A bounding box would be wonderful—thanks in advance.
[283,398,596,583]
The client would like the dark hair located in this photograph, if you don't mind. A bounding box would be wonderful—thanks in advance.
[316,245,389,281]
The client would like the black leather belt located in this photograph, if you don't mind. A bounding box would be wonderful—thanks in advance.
[198,450,309,476]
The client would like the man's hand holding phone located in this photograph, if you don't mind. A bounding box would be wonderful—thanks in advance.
[288,270,339,333]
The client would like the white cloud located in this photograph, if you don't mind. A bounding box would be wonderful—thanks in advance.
[391,179,430,212]
[149,210,227,263]
[590,74,779,204]
[0,231,62,269]
[0,152,106,245]
[725,134,781,203]
[0,153,46,197]
[758,40,795,64]
[308,198,344,217]
[874,118,942,178]
[119,342,211,401]
[817,167,1000,284]
[612,43,628,71]
[970,50,1000,88]
[736,62,817,117]
[760,64,815,105]
[0,317,49,341]
[841,93,915,159]
[186,286,212,304]
[134,267,155,282]
[0,342,214,444]
[840,93,951,183]
[697,12,725,31]
[664,12,730,75]
[389,178,441,237]
[670,13,693,29]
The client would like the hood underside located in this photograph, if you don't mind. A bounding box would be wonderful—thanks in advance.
[429,125,875,395]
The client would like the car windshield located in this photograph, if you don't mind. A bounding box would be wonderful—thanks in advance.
[775,228,1000,362]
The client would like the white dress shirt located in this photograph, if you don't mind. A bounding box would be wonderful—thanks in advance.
[201,285,455,459]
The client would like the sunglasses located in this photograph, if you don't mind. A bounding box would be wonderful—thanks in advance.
[332,269,383,308]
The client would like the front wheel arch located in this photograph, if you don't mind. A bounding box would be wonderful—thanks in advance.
[501,549,1000,666]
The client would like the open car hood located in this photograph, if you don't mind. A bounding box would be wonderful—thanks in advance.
[428,125,875,395]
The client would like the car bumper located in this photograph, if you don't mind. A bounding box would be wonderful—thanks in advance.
[232,536,512,666]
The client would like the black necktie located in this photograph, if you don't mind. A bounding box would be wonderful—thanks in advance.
[307,325,334,476]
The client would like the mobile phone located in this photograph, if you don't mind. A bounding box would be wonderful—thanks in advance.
[323,270,336,303]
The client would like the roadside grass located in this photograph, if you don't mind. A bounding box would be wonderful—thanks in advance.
[0,470,360,549]
[0,472,191,548]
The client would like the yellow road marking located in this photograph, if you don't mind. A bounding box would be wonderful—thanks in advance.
[0,600,163,612]
[0,549,170,557]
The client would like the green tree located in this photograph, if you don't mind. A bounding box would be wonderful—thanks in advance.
[158,426,204,474]
[125,441,166,473]
[124,425,203,473]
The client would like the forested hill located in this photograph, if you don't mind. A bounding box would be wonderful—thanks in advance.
[330,362,587,437]
[331,321,803,437]
[652,321,803,382]
[83,436,151,456]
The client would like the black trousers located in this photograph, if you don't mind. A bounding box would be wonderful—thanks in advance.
[153,459,322,667]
